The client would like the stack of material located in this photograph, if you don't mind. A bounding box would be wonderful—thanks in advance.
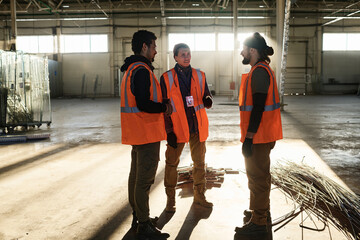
[271,161,360,240]
[176,164,239,188]
[0,50,51,133]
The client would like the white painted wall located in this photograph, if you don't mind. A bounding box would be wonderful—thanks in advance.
[62,53,111,97]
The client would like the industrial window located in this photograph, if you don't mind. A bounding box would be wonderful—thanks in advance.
[323,33,360,51]
[218,33,234,51]
[218,33,260,51]
[168,33,216,51]
[195,34,216,51]
[17,35,55,53]
[61,34,108,53]
[168,34,196,51]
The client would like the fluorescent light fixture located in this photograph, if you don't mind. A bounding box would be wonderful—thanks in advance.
[323,16,360,19]
[62,5,69,8]
[167,16,266,19]
[13,17,109,22]
[192,3,200,6]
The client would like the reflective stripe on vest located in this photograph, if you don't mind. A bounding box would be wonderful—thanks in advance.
[166,70,178,113]
[195,69,203,96]
[194,104,204,112]
[121,62,159,113]
[239,63,280,112]
[166,69,204,113]
[121,106,141,113]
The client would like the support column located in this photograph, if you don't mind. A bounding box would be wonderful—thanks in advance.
[279,0,291,110]
[232,0,238,100]
[10,0,17,50]
[109,19,115,96]
[161,25,167,76]
[215,18,220,95]
[276,0,284,91]
[56,22,62,62]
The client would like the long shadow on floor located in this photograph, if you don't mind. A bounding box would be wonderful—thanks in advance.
[0,144,77,177]
[157,209,175,230]
[90,168,166,240]
[174,203,213,240]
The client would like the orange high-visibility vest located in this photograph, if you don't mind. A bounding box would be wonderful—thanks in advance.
[239,62,283,144]
[120,61,166,145]
[162,68,209,143]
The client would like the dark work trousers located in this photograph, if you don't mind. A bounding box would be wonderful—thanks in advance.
[128,142,160,222]
[244,141,275,225]
[164,133,206,190]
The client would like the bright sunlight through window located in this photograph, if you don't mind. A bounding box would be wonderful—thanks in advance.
[61,34,108,53]
[323,33,360,51]
[17,36,55,53]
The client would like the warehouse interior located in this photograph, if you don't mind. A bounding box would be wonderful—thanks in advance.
[0,0,359,240]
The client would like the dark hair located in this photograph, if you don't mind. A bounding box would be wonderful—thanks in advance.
[173,43,190,58]
[131,30,157,55]
[244,32,274,63]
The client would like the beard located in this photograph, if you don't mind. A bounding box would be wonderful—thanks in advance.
[242,57,250,65]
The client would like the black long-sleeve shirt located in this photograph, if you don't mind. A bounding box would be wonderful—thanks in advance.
[247,66,270,133]
[120,55,166,113]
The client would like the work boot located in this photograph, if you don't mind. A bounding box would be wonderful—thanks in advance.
[165,188,176,213]
[235,222,267,235]
[243,209,272,225]
[137,220,170,239]
[193,185,213,208]
[131,212,158,230]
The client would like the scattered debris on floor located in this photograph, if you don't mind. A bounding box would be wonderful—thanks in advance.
[176,164,239,188]
[271,160,360,240]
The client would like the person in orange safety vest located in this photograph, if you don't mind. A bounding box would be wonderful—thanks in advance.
[235,32,283,237]
[160,43,214,213]
[120,30,172,239]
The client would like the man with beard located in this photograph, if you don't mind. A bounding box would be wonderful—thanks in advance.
[120,30,172,239]
[235,32,283,236]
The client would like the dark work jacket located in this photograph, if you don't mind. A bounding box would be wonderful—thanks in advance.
[160,63,212,134]
[120,55,166,113]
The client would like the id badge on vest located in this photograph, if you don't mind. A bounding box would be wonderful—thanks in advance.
[186,96,194,107]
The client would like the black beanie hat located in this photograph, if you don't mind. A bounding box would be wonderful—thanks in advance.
[243,32,268,51]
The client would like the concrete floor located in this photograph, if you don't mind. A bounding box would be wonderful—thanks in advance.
[0,95,359,240]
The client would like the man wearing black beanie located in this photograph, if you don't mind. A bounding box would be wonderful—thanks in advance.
[235,32,283,237]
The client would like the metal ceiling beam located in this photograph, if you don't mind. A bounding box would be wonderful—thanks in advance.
[55,0,63,10]
[1,0,359,17]
[91,0,109,17]
[323,0,360,25]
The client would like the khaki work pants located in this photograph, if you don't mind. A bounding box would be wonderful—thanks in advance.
[244,141,275,225]
[164,133,206,190]
[128,142,160,222]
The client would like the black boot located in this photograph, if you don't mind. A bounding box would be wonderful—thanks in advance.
[131,212,159,231]
[235,222,267,235]
[137,220,170,239]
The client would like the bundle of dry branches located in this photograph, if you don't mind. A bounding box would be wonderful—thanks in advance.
[271,161,360,240]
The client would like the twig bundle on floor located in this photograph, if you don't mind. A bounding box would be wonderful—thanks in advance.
[176,164,239,188]
[271,161,360,240]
